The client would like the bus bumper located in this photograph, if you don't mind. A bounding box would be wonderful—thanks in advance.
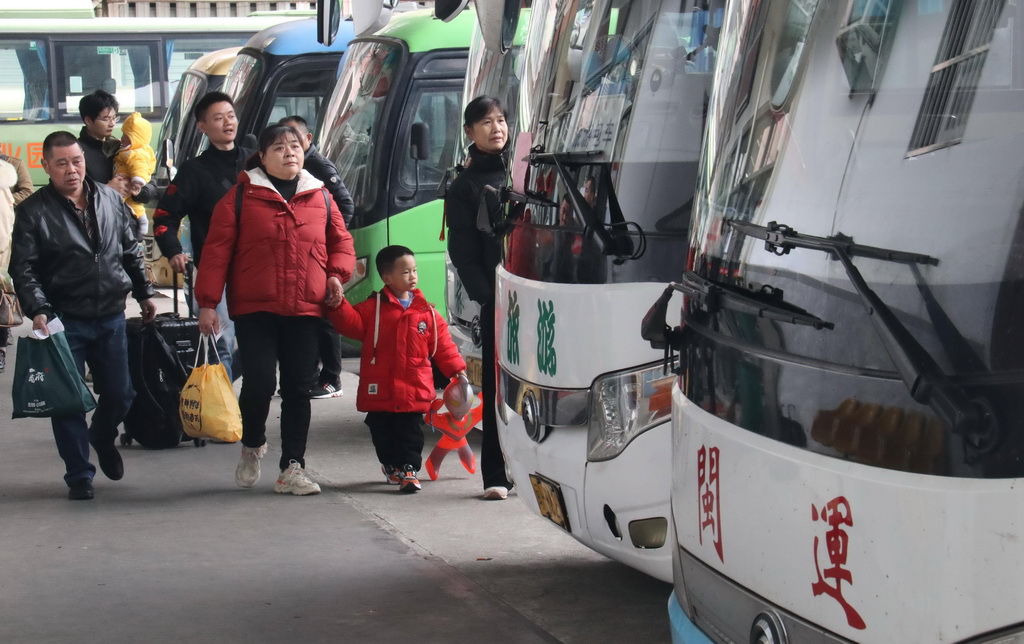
[668,591,712,644]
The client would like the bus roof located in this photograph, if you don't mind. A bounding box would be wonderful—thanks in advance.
[240,17,355,56]
[0,0,93,18]
[368,8,476,53]
[187,47,243,76]
[0,15,306,35]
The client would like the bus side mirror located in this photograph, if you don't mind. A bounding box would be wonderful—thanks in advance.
[641,285,675,350]
[410,122,430,161]
[159,138,176,184]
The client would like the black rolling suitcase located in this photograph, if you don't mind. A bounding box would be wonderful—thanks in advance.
[122,267,205,448]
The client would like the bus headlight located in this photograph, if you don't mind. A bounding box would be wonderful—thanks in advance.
[588,363,675,461]
[343,256,370,290]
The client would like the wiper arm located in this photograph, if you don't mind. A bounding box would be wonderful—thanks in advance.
[529,151,643,263]
[674,270,834,330]
[728,219,997,452]
[641,271,831,377]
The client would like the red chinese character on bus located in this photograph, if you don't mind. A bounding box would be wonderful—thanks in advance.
[811,496,866,630]
[697,445,723,563]
[27,142,43,169]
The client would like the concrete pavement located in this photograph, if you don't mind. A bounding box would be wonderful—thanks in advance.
[0,289,672,643]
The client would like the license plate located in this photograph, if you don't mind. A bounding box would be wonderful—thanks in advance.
[465,356,483,388]
[529,473,571,532]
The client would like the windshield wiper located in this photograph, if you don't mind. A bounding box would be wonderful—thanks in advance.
[675,270,833,330]
[529,150,644,263]
[728,219,998,454]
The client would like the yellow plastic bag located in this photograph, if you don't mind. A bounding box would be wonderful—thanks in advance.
[179,335,242,443]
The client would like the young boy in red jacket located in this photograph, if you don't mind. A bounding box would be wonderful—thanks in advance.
[329,245,467,493]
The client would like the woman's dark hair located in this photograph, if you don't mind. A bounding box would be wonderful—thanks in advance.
[463,95,507,128]
[243,124,302,170]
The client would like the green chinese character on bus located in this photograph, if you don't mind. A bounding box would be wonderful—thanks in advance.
[506,290,520,365]
[537,299,556,376]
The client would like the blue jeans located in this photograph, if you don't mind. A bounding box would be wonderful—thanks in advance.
[51,313,134,485]
[191,284,238,381]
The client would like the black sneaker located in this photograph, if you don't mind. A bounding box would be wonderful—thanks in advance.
[398,465,422,494]
[68,478,94,500]
[94,444,124,481]
[310,382,343,399]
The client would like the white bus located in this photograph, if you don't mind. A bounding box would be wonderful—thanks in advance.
[643,0,1024,640]
[492,0,721,582]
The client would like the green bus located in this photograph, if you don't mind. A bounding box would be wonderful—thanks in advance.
[317,8,476,315]
[0,12,305,186]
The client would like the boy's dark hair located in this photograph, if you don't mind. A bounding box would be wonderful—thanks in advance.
[194,91,234,122]
[463,95,507,128]
[243,124,302,171]
[78,89,119,122]
[376,245,415,275]
[43,131,81,159]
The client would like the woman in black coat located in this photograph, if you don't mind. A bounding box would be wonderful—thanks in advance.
[445,96,514,500]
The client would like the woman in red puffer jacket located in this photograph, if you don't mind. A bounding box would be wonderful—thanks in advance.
[196,123,355,497]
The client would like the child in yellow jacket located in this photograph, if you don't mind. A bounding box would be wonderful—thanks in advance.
[114,112,156,235]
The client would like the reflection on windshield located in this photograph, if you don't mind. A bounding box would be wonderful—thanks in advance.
[505,0,721,286]
[319,41,402,225]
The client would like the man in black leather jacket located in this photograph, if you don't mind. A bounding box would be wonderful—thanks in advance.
[11,131,156,501]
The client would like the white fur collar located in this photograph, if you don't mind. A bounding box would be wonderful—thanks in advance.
[244,167,324,196]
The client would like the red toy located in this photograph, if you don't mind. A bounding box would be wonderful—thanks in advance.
[422,392,484,481]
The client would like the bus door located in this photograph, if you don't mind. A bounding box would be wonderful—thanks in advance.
[385,52,466,310]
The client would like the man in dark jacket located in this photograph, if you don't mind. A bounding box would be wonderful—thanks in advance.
[280,115,356,399]
[153,91,252,380]
[77,90,155,208]
[11,131,156,501]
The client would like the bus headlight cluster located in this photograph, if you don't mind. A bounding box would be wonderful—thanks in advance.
[587,363,675,462]
[343,256,370,290]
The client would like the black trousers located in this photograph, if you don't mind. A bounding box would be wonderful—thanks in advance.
[234,312,320,471]
[480,300,513,489]
[364,411,425,471]
[316,318,343,387]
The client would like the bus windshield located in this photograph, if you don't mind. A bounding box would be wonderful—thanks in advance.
[506,0,719,286]
[319,39,403,224]
[222,53,262,118]
[681,0,1024,477]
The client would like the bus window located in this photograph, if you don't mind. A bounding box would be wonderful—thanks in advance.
[264,66,336,131]
[166,36,249,89]
[399,87,461,188]
[55,41,161,117]
[0,38,49,121]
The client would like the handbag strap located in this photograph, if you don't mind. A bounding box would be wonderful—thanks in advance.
[193,333,223,369]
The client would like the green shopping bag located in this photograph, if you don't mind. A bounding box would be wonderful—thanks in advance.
[12,331,97,418]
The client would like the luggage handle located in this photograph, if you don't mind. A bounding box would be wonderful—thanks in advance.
[171,260,196,319]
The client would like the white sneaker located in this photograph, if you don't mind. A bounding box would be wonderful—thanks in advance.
[482,486,509,500]
[235,443,267,488]
[275,460,321,495]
